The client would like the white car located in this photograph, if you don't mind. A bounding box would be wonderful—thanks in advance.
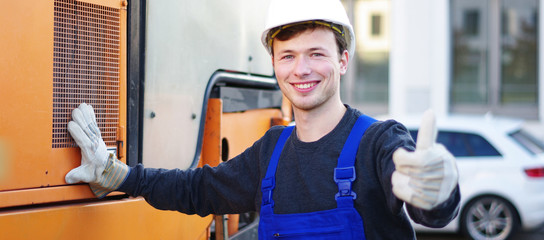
[391,114,544,240]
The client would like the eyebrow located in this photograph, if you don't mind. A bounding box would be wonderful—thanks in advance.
[277,46,329,55]
[308,47,328,53]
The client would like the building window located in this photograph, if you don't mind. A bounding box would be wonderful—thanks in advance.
[341,0,390,115]
[450,0,539,119]
[463,10,480,37]
[371,14,382,36]
[500,0,538,106]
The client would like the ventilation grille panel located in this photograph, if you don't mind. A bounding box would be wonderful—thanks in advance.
[52,0,121,148]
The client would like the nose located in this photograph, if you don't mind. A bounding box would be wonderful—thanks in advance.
[293,56,311,77]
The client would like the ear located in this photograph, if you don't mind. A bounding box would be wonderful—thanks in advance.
[339,50,349,75]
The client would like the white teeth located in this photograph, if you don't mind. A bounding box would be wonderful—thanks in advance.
[294,83,316,89]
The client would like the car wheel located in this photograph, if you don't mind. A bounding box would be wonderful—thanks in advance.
[460,196,520,240]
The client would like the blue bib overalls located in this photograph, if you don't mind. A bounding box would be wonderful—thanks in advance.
[259,115,377,239]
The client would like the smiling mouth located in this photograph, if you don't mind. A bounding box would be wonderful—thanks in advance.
[293,82,318,90]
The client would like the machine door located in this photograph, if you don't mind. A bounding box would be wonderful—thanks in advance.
[0,0,127,208]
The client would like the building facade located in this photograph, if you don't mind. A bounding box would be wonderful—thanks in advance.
[341,0,541,121]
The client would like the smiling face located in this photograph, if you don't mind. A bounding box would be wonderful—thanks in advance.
[272,27,349,113]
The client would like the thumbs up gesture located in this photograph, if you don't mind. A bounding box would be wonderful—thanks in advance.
[392,110,459,210]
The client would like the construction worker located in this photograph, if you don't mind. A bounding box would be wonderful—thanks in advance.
[65,0,459,239]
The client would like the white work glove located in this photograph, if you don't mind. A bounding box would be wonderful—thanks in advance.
[392,109,458,210]
[66,103,109,184]
[65,103,129,198]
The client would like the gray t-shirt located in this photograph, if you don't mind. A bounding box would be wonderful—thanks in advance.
[119,105,460,239]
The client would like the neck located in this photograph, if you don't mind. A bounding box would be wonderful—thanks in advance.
[293,100,346,142]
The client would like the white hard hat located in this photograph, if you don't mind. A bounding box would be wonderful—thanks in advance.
[261,0,355,57]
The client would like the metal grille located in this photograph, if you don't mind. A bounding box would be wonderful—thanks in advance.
[52,0,120,148]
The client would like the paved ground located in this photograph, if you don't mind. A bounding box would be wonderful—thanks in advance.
[417,227,544,240]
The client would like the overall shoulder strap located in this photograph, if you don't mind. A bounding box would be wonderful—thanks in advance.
[337,115,377,169]
[335,114,377,203]
[261,126,294,207]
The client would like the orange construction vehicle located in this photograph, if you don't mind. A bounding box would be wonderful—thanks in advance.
[0,0,288,239]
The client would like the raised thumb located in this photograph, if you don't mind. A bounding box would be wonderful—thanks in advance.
[416,109,438,150]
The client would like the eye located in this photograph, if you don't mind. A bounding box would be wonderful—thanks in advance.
[280,55,294,60]
[311,52,325,57]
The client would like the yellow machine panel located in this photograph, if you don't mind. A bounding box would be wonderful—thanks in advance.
[0,0,127,208]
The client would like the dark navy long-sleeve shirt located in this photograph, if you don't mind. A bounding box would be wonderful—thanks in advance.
[118,106,460,239]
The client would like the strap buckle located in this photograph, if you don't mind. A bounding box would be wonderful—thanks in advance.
[261,177,275,206]
[334,166,357,200]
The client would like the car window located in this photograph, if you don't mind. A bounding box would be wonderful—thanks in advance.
[436,131,471,157]
[409,130,501,157]
[510,130,544,155]
[464,132,501,156]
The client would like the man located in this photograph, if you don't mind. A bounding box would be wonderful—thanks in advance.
[65,0,460,239]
